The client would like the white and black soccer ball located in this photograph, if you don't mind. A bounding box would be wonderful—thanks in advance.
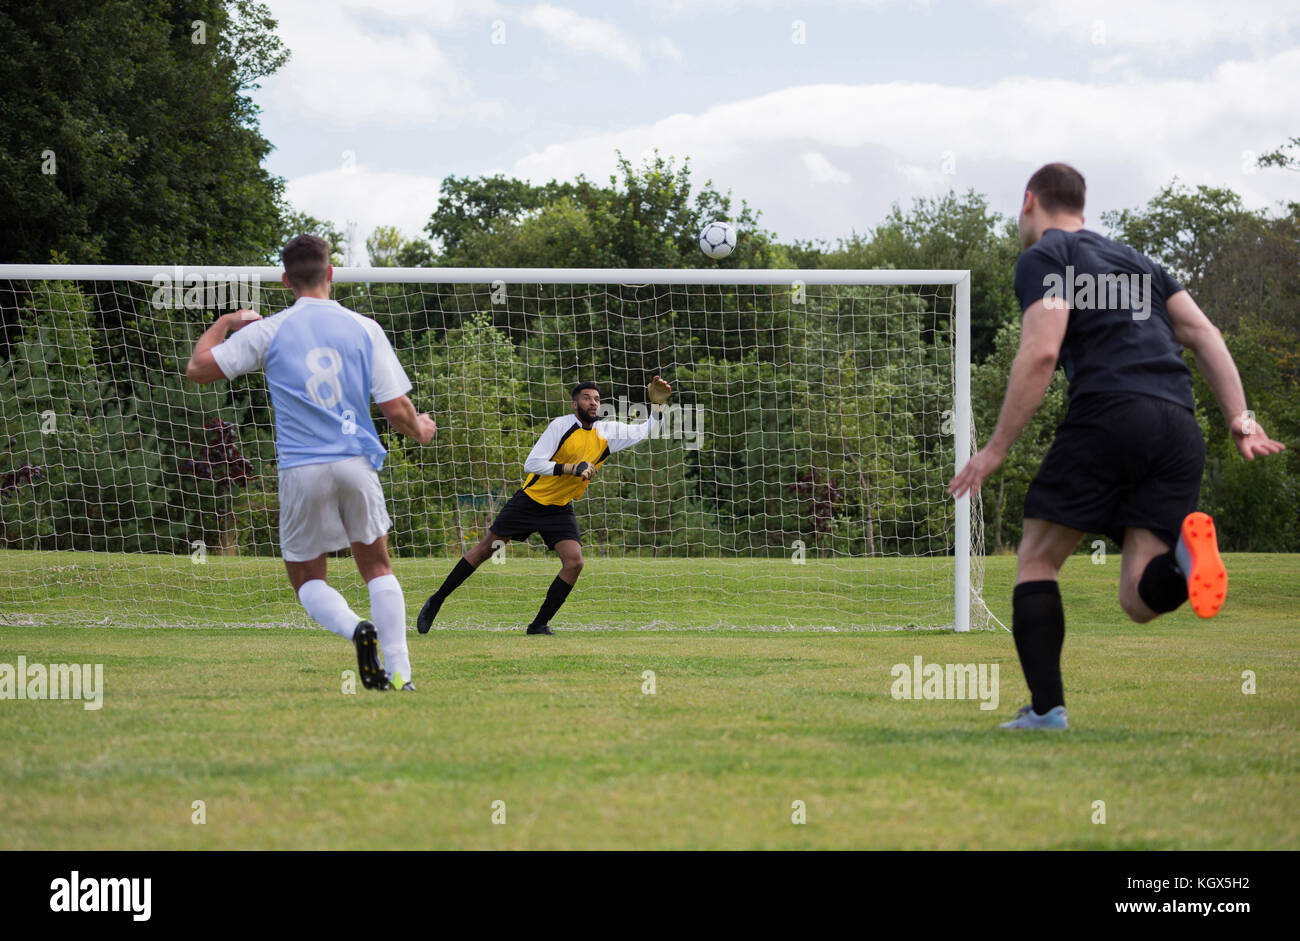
[698,221,737,260]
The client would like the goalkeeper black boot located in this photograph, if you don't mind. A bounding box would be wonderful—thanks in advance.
[352,621,387,690]
[416,593,443,635]
[525,622,554,636]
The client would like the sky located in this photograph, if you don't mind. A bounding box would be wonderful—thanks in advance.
[250,0,1300,262]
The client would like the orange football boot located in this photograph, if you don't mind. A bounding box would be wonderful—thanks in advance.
[1177,512,1227,618]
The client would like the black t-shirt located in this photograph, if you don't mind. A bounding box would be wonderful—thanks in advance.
[1013,228,1194,411]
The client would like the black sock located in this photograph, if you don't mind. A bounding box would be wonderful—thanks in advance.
[1137,550,1188,613]
[1012,580,1066,715]
[435,557,476,599]
[530,575,574,628]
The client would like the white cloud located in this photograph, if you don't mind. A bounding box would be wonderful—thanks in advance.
[344,0,501,29]
[985,0,1300,53]
[261,0,493,123]
[802,151,852,184]
[267,2,1300,248]
[649,0,911,16]
[650,0,1298,53]
[520,4,686,70]
[284,166,442,261]
[648,36,685,61]
[1089,54,1132,77]
[523,5,641,67]
[509,49,1300,239]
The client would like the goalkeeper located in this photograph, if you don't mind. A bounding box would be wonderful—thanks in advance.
[418,376,672,635]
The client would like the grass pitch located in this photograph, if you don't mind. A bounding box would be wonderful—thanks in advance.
[0,553,1296,849]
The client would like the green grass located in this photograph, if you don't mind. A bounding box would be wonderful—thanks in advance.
[0,553,1296,849]
[0,550,965,630]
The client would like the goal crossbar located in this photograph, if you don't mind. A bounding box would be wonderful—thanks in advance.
[0,265,972,287]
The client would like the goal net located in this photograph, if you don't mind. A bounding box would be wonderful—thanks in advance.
[0,265,985,631]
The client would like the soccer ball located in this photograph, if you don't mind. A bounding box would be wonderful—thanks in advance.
[699,221,737,259]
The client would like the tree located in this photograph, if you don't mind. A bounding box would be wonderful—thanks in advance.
[1100,182,1253,290]
[426,151,779,270]
[970,319,1067,551]
[0,280,261,554]
[1258,136,1300,172]
[820,191,1022,361]
[1103,181,1299,334]
[1192,316,1300,551]
[383,314,537,556]
[425,174,575,256]
[279,210,346,264]
[366,225,434,267]
[0,0,289,265]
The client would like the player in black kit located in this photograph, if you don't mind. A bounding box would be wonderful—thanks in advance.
[948,163,1285,730]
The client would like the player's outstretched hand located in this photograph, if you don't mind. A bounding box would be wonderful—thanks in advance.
[581,464,596,481]
[415,413,437,445]
[648,375,672,405]
[1231,413,1285,461]
[227,309,262,331]
[947,445,1005,499]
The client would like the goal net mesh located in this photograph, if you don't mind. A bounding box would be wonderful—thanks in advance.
[0,271,986,631]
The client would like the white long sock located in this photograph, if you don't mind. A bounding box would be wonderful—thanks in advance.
[368,573,411,683]
[298,579,362,639]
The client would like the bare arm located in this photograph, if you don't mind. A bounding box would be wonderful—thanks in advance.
[984,299,1066,456]
[1168,291,1246,422]
[1167,290,1284,460]
[185,309,261,384]
[378,395,437,444]
[948,298,1067,498]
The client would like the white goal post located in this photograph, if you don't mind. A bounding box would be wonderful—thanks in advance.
[0,264,982,632]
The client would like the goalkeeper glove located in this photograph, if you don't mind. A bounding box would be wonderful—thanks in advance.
[647,375,672,405]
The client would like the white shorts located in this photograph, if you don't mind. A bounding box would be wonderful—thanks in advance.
[278,457,392,562]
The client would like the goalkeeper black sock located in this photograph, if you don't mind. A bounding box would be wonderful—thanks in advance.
[530,575,574,628]
[435,557,476,600]
[1011,580,1066,715]
[1137,550,1188,614]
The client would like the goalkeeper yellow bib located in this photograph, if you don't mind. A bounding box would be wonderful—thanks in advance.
[521,421,611,506]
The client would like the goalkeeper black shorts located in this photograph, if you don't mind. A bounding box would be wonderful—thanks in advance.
[1023,391,1205,548]
[488,489,582,549]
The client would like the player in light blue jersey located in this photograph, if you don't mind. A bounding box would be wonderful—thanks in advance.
[185,235,436,691]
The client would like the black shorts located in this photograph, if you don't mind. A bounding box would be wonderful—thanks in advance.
[1024,392,1205,548]
[488,489,581,550]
